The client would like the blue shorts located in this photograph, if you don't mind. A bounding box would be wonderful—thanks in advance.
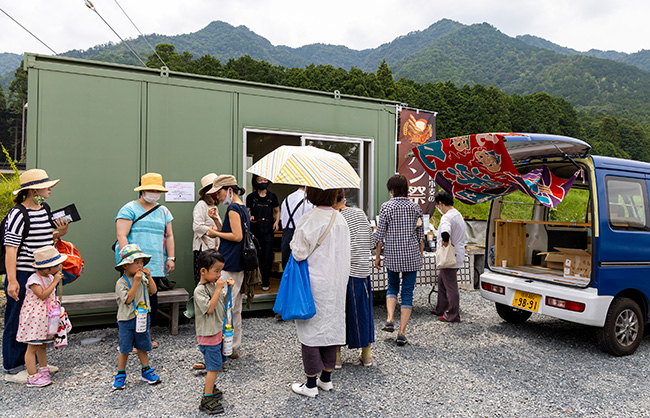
[199,343,224,372]
[118,317,152,354]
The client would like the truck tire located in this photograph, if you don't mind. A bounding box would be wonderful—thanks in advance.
[597,297,644,357]
[495,302,533,324]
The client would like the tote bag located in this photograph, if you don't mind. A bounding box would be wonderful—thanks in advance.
[272,254,316,320]
[436,244,457,269]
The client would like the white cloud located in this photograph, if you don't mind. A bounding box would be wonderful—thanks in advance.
[0,0,648,57]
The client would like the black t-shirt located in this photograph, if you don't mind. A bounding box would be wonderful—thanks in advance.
[246,191,279,235]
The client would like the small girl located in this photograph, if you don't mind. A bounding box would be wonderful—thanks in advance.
[16,245,67,387]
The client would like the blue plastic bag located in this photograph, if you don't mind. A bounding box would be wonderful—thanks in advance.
[273,254,316,320]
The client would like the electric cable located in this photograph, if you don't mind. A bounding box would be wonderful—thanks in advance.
[0,7,58,55]
[84,0,147,67]
[112,0,168,68]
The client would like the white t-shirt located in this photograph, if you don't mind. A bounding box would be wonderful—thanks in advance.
[280,189,314,230]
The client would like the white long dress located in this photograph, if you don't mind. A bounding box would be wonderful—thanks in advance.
[290,207,350,347]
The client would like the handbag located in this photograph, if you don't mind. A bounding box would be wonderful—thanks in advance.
[272,211,337,321]
[239,207,260,272]
[436,243,457,269]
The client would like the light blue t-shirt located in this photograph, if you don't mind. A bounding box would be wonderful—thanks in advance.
[115,201,174,277]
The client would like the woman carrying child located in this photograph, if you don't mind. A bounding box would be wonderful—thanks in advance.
[112,244,161,390]
[193,249,234,415]
[15,246,67,387]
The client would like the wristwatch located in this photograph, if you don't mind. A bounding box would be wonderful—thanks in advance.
[168,257,176,261]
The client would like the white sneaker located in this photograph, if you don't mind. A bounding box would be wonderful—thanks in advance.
[4,370,29,384]
[316,378,333,392]
[261,286,270,291]
[39,364,58,374]
[291,383,318,398]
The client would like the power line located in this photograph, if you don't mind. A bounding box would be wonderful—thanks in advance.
[112,0,167,68]
[84,0,147,67]
[0,7,58,55]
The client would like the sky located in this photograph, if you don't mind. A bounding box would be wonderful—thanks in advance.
[1,0,649,56]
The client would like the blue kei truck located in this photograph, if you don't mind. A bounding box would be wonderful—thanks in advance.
[479,133,650,356]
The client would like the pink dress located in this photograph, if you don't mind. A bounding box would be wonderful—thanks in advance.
[16,273,57,343]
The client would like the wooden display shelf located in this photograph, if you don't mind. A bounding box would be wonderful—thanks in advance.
[494,219,590,227]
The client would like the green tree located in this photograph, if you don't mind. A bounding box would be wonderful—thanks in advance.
[377,60,396,100]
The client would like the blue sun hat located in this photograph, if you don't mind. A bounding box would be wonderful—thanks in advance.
[115,243,151,271]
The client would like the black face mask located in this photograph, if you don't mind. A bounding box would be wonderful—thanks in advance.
[257,182,269,190]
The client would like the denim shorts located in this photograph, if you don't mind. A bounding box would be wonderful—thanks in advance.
[117,317,152,354]
[199,343,224,372]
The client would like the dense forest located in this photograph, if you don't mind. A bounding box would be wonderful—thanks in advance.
[0,42,648,164]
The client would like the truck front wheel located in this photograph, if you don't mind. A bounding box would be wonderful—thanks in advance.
[597,297,644,357]
[495,303,532,324]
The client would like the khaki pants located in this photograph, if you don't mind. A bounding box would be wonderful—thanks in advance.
[222,270,244,355]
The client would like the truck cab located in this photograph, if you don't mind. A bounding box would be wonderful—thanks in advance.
[479,133,650,356]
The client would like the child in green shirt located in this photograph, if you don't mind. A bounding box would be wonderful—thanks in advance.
[194,249,234,415]
[113,244,160,390]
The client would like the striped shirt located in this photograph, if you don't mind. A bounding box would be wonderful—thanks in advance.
[4,206,55,272]
[340,207,372,278]
[373,197,424,272]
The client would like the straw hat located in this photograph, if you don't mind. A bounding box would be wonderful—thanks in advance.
[133,173,168,193]
[211,175,238,194]
[198,173,218,196]
[13,169,60,195]
[32,245,67,269]
[115,244,151,271]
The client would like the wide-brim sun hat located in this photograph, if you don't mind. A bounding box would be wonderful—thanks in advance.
[32,245,67,269]
[207,174,238,195]
[198,173,218,196]
[13,169,60,195]
[133,172,168,193]
[115,243,152,271]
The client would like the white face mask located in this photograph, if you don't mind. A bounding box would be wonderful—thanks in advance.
[436,206,443,215]
[221,189,233,206]
[142,192,161,204]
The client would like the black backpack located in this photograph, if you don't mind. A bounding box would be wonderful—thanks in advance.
[0,202,55,275]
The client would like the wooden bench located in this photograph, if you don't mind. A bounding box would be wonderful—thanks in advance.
[61,288,189,335]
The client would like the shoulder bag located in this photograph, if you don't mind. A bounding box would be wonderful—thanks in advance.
[239,206,260,272]
[273,211,337,321]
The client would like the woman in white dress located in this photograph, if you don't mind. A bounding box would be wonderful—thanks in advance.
[290,187,350,398]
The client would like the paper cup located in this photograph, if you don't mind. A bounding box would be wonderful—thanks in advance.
[501,260,507,268]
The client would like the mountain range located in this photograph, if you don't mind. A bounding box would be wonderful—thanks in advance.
[2,19,650,120]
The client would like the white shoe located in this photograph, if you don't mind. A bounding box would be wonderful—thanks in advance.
[316,378,333,392]
[291,383,318,398]
[40,364,58,374]
[261,286,270,291]
[4,370,29,384]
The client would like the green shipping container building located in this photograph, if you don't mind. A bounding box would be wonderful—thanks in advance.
[24,53,404,323]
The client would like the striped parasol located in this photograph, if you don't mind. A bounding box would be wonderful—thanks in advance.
[246,145,360,190]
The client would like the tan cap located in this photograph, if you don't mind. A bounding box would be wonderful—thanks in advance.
[209,174,238,194]
[198,173,218,196]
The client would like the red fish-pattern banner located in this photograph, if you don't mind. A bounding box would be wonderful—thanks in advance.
[397,109,437,214]
[412,133,578,207]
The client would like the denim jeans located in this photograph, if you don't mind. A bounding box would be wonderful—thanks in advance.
[3,270,31,373]
[386,269,417,309]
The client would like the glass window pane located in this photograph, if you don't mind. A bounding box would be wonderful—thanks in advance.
[606,177,649,231]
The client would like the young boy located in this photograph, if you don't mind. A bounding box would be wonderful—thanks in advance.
[113,243,161,390]
[194,249,234,415]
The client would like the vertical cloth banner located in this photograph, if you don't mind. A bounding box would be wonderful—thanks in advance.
[397,109,437,214]
[412,133,578,208]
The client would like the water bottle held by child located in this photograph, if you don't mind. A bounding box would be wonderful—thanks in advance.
[222,324,234,356]
[136,302,148,333]
[47,302,61,335]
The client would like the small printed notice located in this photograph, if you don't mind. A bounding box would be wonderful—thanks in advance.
[165,182,195,202]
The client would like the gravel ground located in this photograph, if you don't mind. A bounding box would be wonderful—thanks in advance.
[2,287,650,418]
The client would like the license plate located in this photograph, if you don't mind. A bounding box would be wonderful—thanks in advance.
[512,290,541,312]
